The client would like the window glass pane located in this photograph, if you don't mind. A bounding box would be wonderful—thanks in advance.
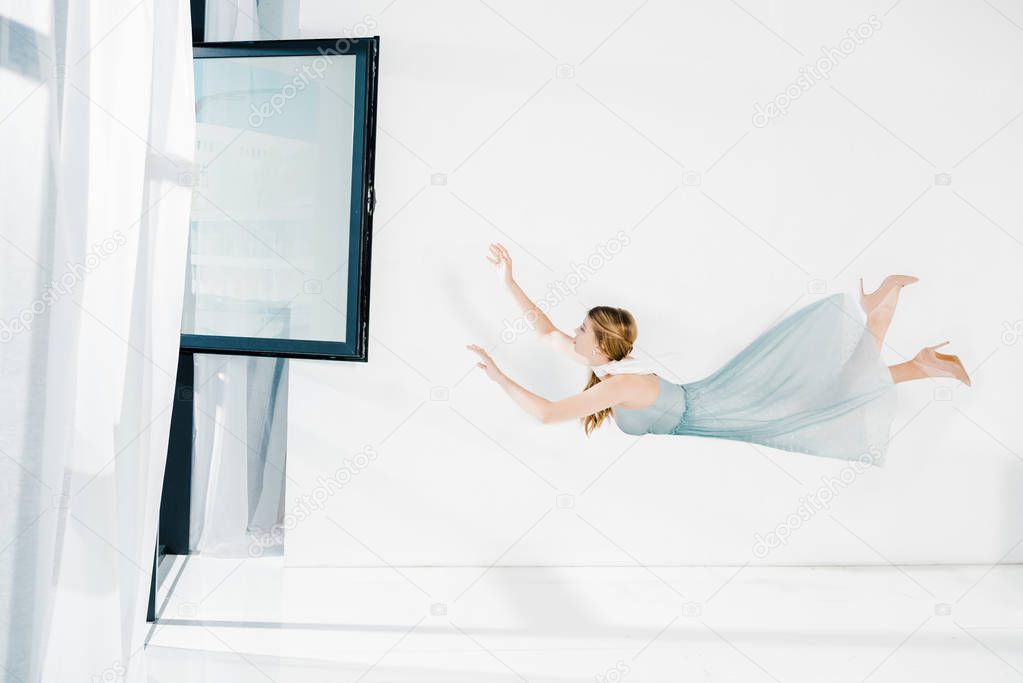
[183,53,357,344]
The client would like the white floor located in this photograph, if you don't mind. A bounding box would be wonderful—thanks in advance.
[145,555,1023,682]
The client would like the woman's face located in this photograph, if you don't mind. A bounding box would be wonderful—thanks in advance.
[572,316,606,365]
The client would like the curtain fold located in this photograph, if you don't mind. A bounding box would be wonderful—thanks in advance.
[0,1,194,681]
[205,0,259,41]
[190,354,288,558]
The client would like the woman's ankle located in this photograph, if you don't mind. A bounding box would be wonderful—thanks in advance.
[889,360,922,384]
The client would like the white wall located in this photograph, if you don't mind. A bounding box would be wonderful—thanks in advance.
[283,0,1023,566]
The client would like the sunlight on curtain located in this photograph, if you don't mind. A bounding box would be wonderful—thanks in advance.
[0,1,194,680]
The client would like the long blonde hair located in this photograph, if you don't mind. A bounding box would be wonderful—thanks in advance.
[582,306,638,436]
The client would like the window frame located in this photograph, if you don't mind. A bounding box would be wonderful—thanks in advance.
[181,37,378,362]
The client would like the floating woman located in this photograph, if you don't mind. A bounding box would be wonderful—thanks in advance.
[466,243,971,466]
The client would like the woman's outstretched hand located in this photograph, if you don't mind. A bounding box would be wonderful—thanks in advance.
[466,344,504,382]
[486,242,514,287]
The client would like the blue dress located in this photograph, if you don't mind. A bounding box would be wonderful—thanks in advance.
[610,292,897,466]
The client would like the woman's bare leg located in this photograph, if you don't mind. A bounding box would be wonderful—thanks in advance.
[866,287,901,350]
[861,275,918,350]
[889,360,924,383]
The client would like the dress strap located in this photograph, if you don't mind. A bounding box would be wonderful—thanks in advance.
[590,356,659,379]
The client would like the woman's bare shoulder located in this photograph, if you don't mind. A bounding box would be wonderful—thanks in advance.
[603,372,660,382]
[601,373,660,405]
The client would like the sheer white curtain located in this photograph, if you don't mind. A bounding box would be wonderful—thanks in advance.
[205,0,299,41]
[205,0,259,41]
[0,1,194,681]
[190,354,289,558]
[185,0,293,560]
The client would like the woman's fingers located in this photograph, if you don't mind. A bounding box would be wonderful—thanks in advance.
[485,242,512,272]
[485,244,500,265]
[465,343,492,363]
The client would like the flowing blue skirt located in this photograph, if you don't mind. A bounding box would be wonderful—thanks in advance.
[671,292,897,466]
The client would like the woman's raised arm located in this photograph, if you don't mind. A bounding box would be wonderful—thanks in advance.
[465,344,631,424]
[487,243,588,365]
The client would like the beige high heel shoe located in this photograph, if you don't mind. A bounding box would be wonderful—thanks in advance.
[859,274,919,316]
[912,341,972,386]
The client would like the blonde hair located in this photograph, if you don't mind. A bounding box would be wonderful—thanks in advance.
[582,306,638,436]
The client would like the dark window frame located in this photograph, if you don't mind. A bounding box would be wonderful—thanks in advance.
[182,37,379,362]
